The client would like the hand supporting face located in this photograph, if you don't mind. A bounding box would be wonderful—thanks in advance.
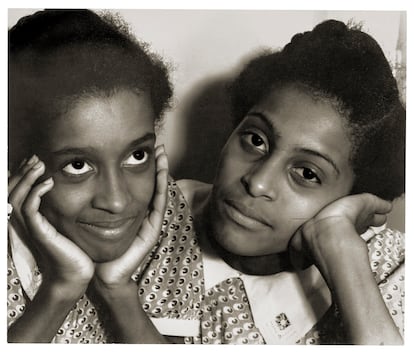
[91,145,169,343]
[8,148,169,343]
[288,193,402,344]
[8,156,96,342]
[93,144,168,293]
[288,193,392,280]
[8,155,95,297]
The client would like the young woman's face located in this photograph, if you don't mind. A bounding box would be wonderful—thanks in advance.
[38,89,156,262]
[210,85,355,256]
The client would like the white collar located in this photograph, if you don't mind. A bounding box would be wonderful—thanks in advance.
[198,225,384,344]
[198,232,331,344]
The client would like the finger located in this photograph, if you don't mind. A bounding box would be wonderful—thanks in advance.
[360,193,393,215]
[369,214,388,228]
[21,178,57,244]
[21,177,54,225]
[8,160,45,208]
[114,147,169,270]
[8,155,39,194]
[355,212,388,236]
[20,178,65,252]
[148,146,168,228]
[21,178,89,265]
[155,144,165,159]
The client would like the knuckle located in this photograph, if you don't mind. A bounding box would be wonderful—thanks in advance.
[21,200,33,217]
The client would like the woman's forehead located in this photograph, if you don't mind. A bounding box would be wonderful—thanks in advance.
[43,90,155,153]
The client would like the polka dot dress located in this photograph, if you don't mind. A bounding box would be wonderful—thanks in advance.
[295,229,405,344]
[194,278,264,344]
[7,179,405,344]
[135,181,205,322]
[136,180,264,343]
[137,181,405,344]
[7,252,111,343]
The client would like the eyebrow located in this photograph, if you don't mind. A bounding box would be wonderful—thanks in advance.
[246,111,277,136]
[294,147,340,175]
[247,111,340,175]
[51,132,156,156]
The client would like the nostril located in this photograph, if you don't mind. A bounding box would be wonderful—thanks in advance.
[241,166,276,201]
[241,174,253,196]
[92,175,131,213]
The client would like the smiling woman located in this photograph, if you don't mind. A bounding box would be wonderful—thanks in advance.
[7,9,172,343]
[40,90,157,262]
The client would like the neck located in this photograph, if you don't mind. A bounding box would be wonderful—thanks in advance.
[196,195,293,276]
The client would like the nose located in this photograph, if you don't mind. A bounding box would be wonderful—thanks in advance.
[92,170,131,214]
[241,159,278,200]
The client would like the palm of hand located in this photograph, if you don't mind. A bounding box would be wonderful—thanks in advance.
[29,214,95,286]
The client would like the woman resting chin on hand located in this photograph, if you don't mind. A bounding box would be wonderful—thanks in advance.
[8,9,172,344]
[134,19,405,345]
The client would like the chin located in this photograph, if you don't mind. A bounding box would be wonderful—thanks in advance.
[91,249,124,263]
[213,232,253,256]
[87,239,135,263]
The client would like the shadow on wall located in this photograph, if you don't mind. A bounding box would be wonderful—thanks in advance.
[171,73,236,183]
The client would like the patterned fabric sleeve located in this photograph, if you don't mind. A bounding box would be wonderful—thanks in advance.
[368,228,405,337]
[7,251,27,328]
[298,228,405,344]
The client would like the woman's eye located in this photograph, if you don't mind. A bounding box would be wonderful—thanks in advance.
[123,150,149,166]
[292,167,321,184]
[62,160,93,176]
[241,132,268,153]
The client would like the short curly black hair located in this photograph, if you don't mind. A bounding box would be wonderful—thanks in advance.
[230,20,405,201]
[9,9,173,172]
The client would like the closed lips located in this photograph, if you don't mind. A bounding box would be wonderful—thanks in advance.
[77,217,137,239]
[224,199,272,228]
[79,218,135,228]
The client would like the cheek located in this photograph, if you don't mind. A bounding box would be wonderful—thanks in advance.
[215,143,245,187]
[127,171,156,209]
[282,194,339,233]
[40,185,89,222]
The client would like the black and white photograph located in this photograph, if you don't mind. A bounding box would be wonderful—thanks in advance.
[4,0,409,350]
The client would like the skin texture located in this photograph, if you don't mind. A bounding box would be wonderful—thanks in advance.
[210,85,354,269]
[203,84,402,344]
[38,90,156,262]
[8,89,169,343]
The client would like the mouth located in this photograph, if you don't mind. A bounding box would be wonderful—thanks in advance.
[77,217,137,240]
[222,199,272,231]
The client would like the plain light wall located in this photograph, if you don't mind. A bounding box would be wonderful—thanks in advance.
[8,9,406,231]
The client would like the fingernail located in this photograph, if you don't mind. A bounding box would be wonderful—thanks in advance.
[43,177,53,185]
[28,155,38,165]
[19,158,28,168]
[32,161,43,170]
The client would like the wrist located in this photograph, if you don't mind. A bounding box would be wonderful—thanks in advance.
[301,218,368,275]
[41,278,88,303]
[94,279,138,304]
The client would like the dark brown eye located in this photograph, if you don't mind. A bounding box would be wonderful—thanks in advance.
[251,134,264,146]
[303,168,316,180]
[62,160,93,176]
[291,167,321,185]
[133,150,145,160]
[72,160,85,169]
[124,150,149,166]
